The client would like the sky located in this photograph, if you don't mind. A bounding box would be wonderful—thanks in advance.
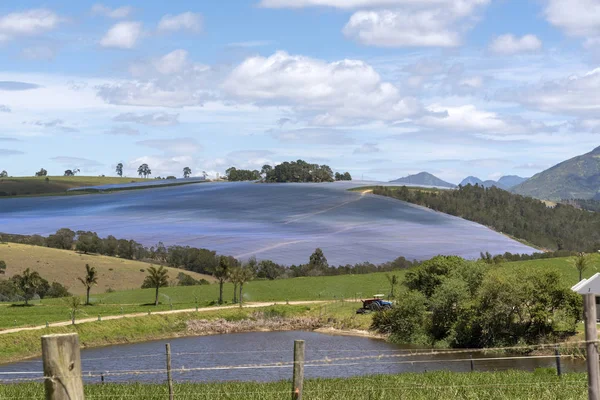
[0,0,599,183]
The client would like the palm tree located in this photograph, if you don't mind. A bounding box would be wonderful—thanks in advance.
[237,267,254,305]
[573,252,591,281]
[14,268,42,305]
[230,267,241,303]
[66,296,82,325]
[213,257,231,305]
[145,266,170,306]
[386,273,398,298]
[78,264,98,305]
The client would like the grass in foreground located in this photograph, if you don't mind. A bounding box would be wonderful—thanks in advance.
[0,370,586,400]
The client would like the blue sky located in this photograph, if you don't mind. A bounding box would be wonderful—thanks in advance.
[0,0,599,183]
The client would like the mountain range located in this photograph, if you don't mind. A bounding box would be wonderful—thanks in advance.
[459,175,528,190]
[389,172,456,188]
[512,146,600,200]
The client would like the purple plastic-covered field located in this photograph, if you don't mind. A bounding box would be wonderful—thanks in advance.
[0,182,535,265]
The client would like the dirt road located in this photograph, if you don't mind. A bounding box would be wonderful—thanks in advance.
[0,301,327,335]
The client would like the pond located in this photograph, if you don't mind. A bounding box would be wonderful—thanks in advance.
[0,331,584,383]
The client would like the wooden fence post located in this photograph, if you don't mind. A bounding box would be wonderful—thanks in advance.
[166,343,174,400]
[555,346,562,377]
[584,293,599,400]
[292,340,305,400]
[41,333,85,400]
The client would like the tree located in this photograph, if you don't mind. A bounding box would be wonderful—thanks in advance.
[0,260,6,275]
[35,168,48,177]
[78,264,98,305]
[573,252,590,281]
[65,296,82,325]
[64,170,74,176]
[237,266,254,305]
[230,267,241,303]
[116,163,123,177]
[0,170,7,178]
[12,268,42,305]
[137,164,151,178]
[261,165,272,178]
[183,167,192,178]
[213,256,231,305]
[309,248,328,269]
[143,266,170,306]
[202,171,207,180]
[386,273,399,298]
[47,228,76,250]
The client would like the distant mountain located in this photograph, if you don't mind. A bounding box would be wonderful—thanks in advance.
[498,175,528,189]
[512,146,600,200]
[390,172,456,188]
[460,175,527,190]
[460,176,484,186]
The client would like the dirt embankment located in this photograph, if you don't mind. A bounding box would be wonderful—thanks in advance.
[186,316,322,335]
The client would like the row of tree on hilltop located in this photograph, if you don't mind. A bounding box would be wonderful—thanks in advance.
[226,160,352,182]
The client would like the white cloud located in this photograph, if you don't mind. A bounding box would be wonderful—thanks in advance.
[418,104,545,135]
[544,0,600,38]
[100,21,142,49]
[0,9,62,41]
[222,51,422,123]
[21,45,57,61]
[51,156,103,168]
[502,67,600,116]
[0,105,10,113]
[259,0,482,9]
[113,112,179,126]
[137,138,202,154]
[343,9,460,47]
[97,50,215,107]
[354,142,380,154]
[91,4,133,19]
[157,12,202,33]
[105,126,141,136]
[489,34,542,55]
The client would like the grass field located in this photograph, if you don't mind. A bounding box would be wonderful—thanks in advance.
[1,248,598,330]
[0,370,586,399]
[0,176,148,197]
[0,243,214,295]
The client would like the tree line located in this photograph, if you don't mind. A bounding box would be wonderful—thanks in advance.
[225,160,352,183]
[371,256,581,348]
[373,184,600,252]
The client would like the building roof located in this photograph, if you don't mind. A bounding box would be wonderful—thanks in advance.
[571,273,600,294]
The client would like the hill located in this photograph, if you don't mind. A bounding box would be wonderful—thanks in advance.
[498,175,527,188]
[513,146,600,200]
[372,184,600,251]
[0,176,147,197]
[460,176,526,189]
[389,172,456,188]
[460,176,484,186]
[0,243,214,294]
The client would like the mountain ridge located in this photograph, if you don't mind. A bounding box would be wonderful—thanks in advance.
[389,172,456,188]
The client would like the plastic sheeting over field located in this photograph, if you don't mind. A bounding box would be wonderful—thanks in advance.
[0,182,535,265]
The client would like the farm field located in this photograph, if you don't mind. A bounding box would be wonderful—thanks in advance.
[0,243,214,295]
[0,370,586,400]
[0,252,594,330]
[0,181,535,265]
[0,176,148,197]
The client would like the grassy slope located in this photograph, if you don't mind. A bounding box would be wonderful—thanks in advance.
[1,253,595,330]
[0,176,147,196]
[1,371,586,400]
[0,243,215,295]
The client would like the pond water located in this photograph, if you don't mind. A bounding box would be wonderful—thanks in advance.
[0,331,584,383]
[0,182,535,265]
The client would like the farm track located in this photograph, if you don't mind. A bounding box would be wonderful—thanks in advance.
[0,301,327,335]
